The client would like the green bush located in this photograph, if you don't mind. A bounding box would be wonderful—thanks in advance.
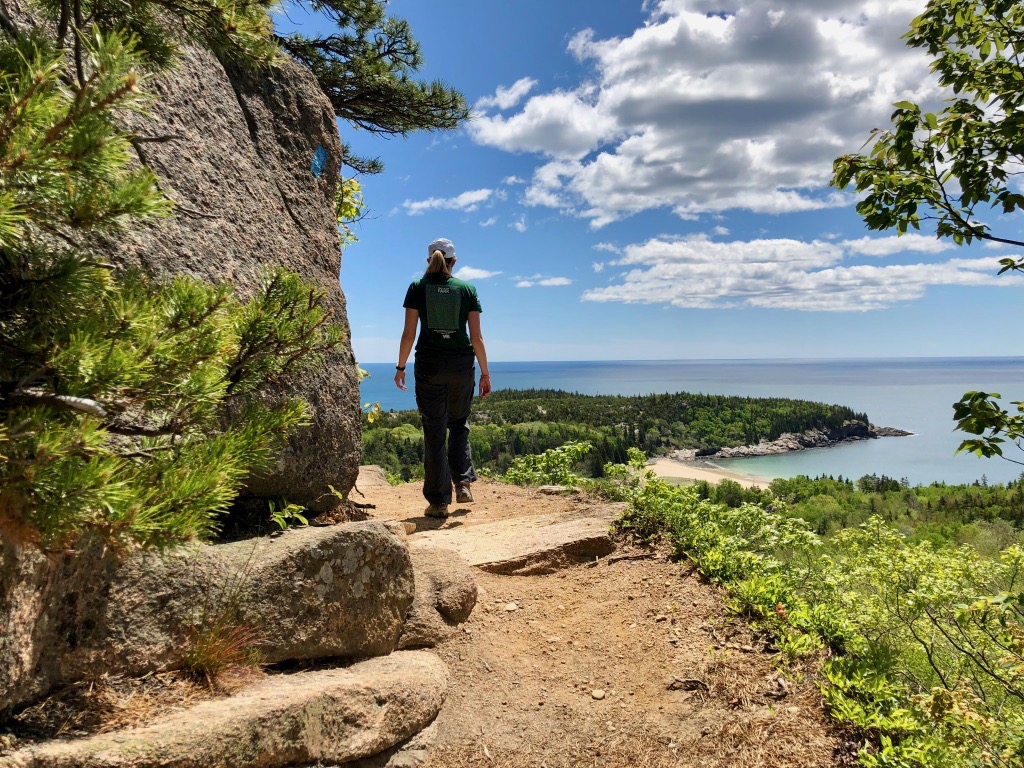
[502,440,593,487]
[613,454,1024,767]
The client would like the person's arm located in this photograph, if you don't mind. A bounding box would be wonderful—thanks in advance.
[467,311,491,398]
[395,308,418,391]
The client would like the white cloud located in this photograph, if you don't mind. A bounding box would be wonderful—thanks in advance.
[842,234,953,257]
[592,262,605,272]
[479,217,497,227]
[582,234,1020,311]
[503,175,526,185]
[517,276,573,288]
[513,215,528,232]
[713,226,730,236]
[455,266,502,280]
[403,188,493,215]
[467,1,939,226]
[475,77,538,111]
[469,90,617,160]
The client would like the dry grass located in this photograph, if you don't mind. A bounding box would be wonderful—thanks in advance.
[7,666,264,743]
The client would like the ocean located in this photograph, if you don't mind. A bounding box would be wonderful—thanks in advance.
[359,358,1024,486]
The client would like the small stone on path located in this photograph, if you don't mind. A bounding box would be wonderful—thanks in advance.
[591,689,606,700]
[504,603,519,612]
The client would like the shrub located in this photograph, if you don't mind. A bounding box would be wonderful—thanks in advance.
[612,451,1024,767]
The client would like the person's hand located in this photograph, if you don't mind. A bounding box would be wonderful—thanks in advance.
[479,373,491,398]
[395,369,407,391]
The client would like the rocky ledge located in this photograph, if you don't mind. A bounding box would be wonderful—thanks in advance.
[673,420,913,461]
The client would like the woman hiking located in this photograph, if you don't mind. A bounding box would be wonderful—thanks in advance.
[395,237,492,518]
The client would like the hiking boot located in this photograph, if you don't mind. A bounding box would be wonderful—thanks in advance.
[424,503,449,519]
[455,482,474,504]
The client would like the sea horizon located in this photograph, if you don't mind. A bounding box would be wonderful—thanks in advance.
[359,356,1024,487]
[362,354,1024,365]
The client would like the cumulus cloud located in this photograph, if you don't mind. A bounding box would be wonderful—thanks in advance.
[470,91,617,160]
[467,1,938,226]
[582,233,1019,311]
[403,188,493,215]
[455,266,502,280]
[475,77,538,111]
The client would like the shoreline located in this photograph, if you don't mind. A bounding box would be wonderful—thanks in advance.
[646,425,914,488]
[647,457,775,489]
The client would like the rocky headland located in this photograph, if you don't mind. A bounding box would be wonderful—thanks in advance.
[671,420,913,462]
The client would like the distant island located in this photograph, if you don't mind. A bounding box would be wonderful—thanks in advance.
[362,388,910,481]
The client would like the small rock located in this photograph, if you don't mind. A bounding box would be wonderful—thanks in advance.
[504,603,519,612]
[591,689,606,700]
[538,485,572,494]
[654,615,668,622]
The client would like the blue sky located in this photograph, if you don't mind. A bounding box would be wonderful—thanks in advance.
[289,0,1024,364]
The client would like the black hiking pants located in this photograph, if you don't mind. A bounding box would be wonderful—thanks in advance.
[414,354,477,505]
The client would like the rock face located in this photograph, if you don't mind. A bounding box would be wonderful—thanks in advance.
[4,651,448,768]
[110,44,361,512]
[0,523,415,716]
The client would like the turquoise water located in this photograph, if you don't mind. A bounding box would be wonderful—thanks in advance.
[359,358,1024,486]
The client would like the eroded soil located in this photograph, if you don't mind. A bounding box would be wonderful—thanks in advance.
[362,475,848,768]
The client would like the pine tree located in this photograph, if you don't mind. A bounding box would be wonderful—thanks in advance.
[0,29,343,550]
[19,0,469,174]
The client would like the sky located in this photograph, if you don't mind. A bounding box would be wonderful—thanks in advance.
[285,0,1024,364]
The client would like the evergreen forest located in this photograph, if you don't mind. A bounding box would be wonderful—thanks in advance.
[362,388,869,481]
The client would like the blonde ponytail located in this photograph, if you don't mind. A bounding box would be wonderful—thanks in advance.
[424,248,452,277]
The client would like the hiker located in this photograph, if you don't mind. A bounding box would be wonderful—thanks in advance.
[395,237,492,518]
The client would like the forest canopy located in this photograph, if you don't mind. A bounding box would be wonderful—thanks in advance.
[363,388,870,481]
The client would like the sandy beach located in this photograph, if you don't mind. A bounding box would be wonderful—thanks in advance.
[647,457,775,489]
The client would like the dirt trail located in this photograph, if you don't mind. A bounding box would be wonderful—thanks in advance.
[356,471,848,768]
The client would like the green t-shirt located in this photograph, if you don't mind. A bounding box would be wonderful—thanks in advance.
[403,275,482,357]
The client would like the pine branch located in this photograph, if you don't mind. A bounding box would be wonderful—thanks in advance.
[8,387,109,418]
[6,388,187,436]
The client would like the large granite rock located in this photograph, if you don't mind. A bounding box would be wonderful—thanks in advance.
[0,523,415,716]
[399,546,478,650]
[3,651,448,768]
[110,44,361,512]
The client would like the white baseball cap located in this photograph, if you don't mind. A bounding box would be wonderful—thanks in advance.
[427,238,456,260]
